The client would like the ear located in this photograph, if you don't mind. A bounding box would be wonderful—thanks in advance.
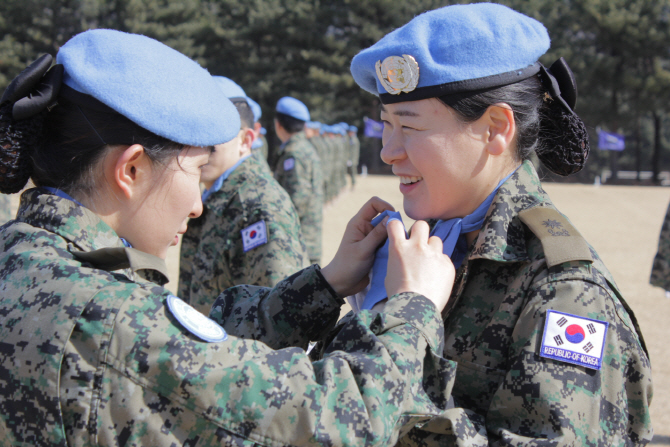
[113,144,148,199]
[240,128,256,156]
[484,104,516,156]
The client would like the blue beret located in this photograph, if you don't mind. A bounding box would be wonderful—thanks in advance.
[350,3,549,104]
[247,97,262,122]
[306,121,321,129]
[57,29,239,146]
[276,96,310,122]
[348,125,358,132]
[260,127,267,135]
[213,76,247,100]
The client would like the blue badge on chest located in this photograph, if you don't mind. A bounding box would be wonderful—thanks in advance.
[540,310,608,370]
[284,157,295,171]
[166,295,228,343]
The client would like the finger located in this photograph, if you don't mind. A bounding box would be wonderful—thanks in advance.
[358,215,390,252]
[386,219,407,248]
[356,196,395,222]
[408,220,430,242]
[427,235,444,251]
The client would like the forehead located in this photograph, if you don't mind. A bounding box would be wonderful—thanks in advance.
[380,99,447,117]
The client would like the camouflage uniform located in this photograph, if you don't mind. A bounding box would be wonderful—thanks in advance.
[0,187,457,446]
[650,200,670,291]
[0,194,11,225]
[274,131,323,264]
[252,134,271,173]
[347,133,360,187]
[320,161,653,445]
[179,154,310,314]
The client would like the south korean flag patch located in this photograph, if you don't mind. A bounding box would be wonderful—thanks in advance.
[540,310,608,370]
[241,220,268,252]
[284,157,295,171]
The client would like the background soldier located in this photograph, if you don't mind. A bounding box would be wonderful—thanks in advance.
[273,96,323,264]
[651,201,670,296]
[179,77,310,314]
[347,124,360,188]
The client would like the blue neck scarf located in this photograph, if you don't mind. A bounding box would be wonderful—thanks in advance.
[360,168,518,310]
[201,155,250,203]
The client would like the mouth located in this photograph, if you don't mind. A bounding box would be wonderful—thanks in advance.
[399,175,423,185]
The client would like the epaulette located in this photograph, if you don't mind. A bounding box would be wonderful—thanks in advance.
[519,206,593,268]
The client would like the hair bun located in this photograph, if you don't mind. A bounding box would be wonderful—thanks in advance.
[537,100,590,176]
[0,102,42,194]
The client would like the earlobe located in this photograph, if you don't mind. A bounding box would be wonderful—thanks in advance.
[486,105,516,156]
[114,144,146,199]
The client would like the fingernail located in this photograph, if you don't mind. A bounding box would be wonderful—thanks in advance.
[382,216,389,227]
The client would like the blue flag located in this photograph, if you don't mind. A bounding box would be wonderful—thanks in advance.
[363,117,384,139]
[598,130,625,151]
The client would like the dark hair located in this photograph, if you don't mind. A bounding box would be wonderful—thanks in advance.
[233,100,254,130]
[440,74,589,176]
[275,112,305,134]
[0,96,183,196]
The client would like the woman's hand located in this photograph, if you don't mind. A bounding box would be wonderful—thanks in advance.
[385,220,455,312]
[321,197,394,297]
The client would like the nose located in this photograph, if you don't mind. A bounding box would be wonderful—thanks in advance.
[190,195,204,218]
[380,129,406,166]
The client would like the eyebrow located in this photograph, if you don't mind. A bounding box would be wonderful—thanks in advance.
[379,104,420,117]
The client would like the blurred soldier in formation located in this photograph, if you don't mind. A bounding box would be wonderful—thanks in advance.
[651,201,670,296]
[179,77,309,314]
[273,96,323,264]
[0,195,11,225]
[246,96,271,172]
[347,125,360,188]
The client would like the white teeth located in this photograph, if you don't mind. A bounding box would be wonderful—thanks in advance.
[399,176,423,184]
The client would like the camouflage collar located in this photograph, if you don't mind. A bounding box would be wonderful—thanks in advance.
[277,131,307,156]
[468,161,552,263]
[205,154,258,209]
[17,189,169,285]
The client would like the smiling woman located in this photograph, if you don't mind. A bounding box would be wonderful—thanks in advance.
[329,2,654,445]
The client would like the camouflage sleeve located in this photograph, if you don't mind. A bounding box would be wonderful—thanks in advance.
[277,155,312,219]
[100,284,455,446]
[400,268,653,445]
[651,200,670,290]
[209,264,341,350]
[224,206,309,289]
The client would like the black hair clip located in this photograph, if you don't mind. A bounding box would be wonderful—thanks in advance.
[538,57,578,115]
[0,54,63,120]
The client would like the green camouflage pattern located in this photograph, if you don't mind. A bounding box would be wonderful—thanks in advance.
[650,200,670,290]
[0,187,458,446]
[179,154,310,314]
[321,161,653,445]
[274,131,324,264]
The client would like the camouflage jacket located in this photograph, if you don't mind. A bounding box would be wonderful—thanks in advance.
[0,194,11,225]
[650,200,670,290]
[179,154,310,314]
[0,188,455,447]
[321,161,653,446]
[274,131,323,264]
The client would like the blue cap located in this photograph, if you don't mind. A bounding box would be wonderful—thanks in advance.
[306,121,321,129]
[213,76,247,100]
[276,96,310,122]
[260,127,267,135]
[247,97,262,122]
[350,3,549,104]
[348,125,358,132]
[57,29,240,146]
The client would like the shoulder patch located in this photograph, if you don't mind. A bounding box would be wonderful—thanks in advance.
[241,220,268,252]
[540,310,608,370]
[166,295,228,342]
[283,157,295,171]
[519,206,593,267]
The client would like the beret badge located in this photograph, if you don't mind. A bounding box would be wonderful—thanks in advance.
[375,55,419,95]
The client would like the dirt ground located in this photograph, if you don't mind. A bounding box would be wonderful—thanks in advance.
[8,175,670,442]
